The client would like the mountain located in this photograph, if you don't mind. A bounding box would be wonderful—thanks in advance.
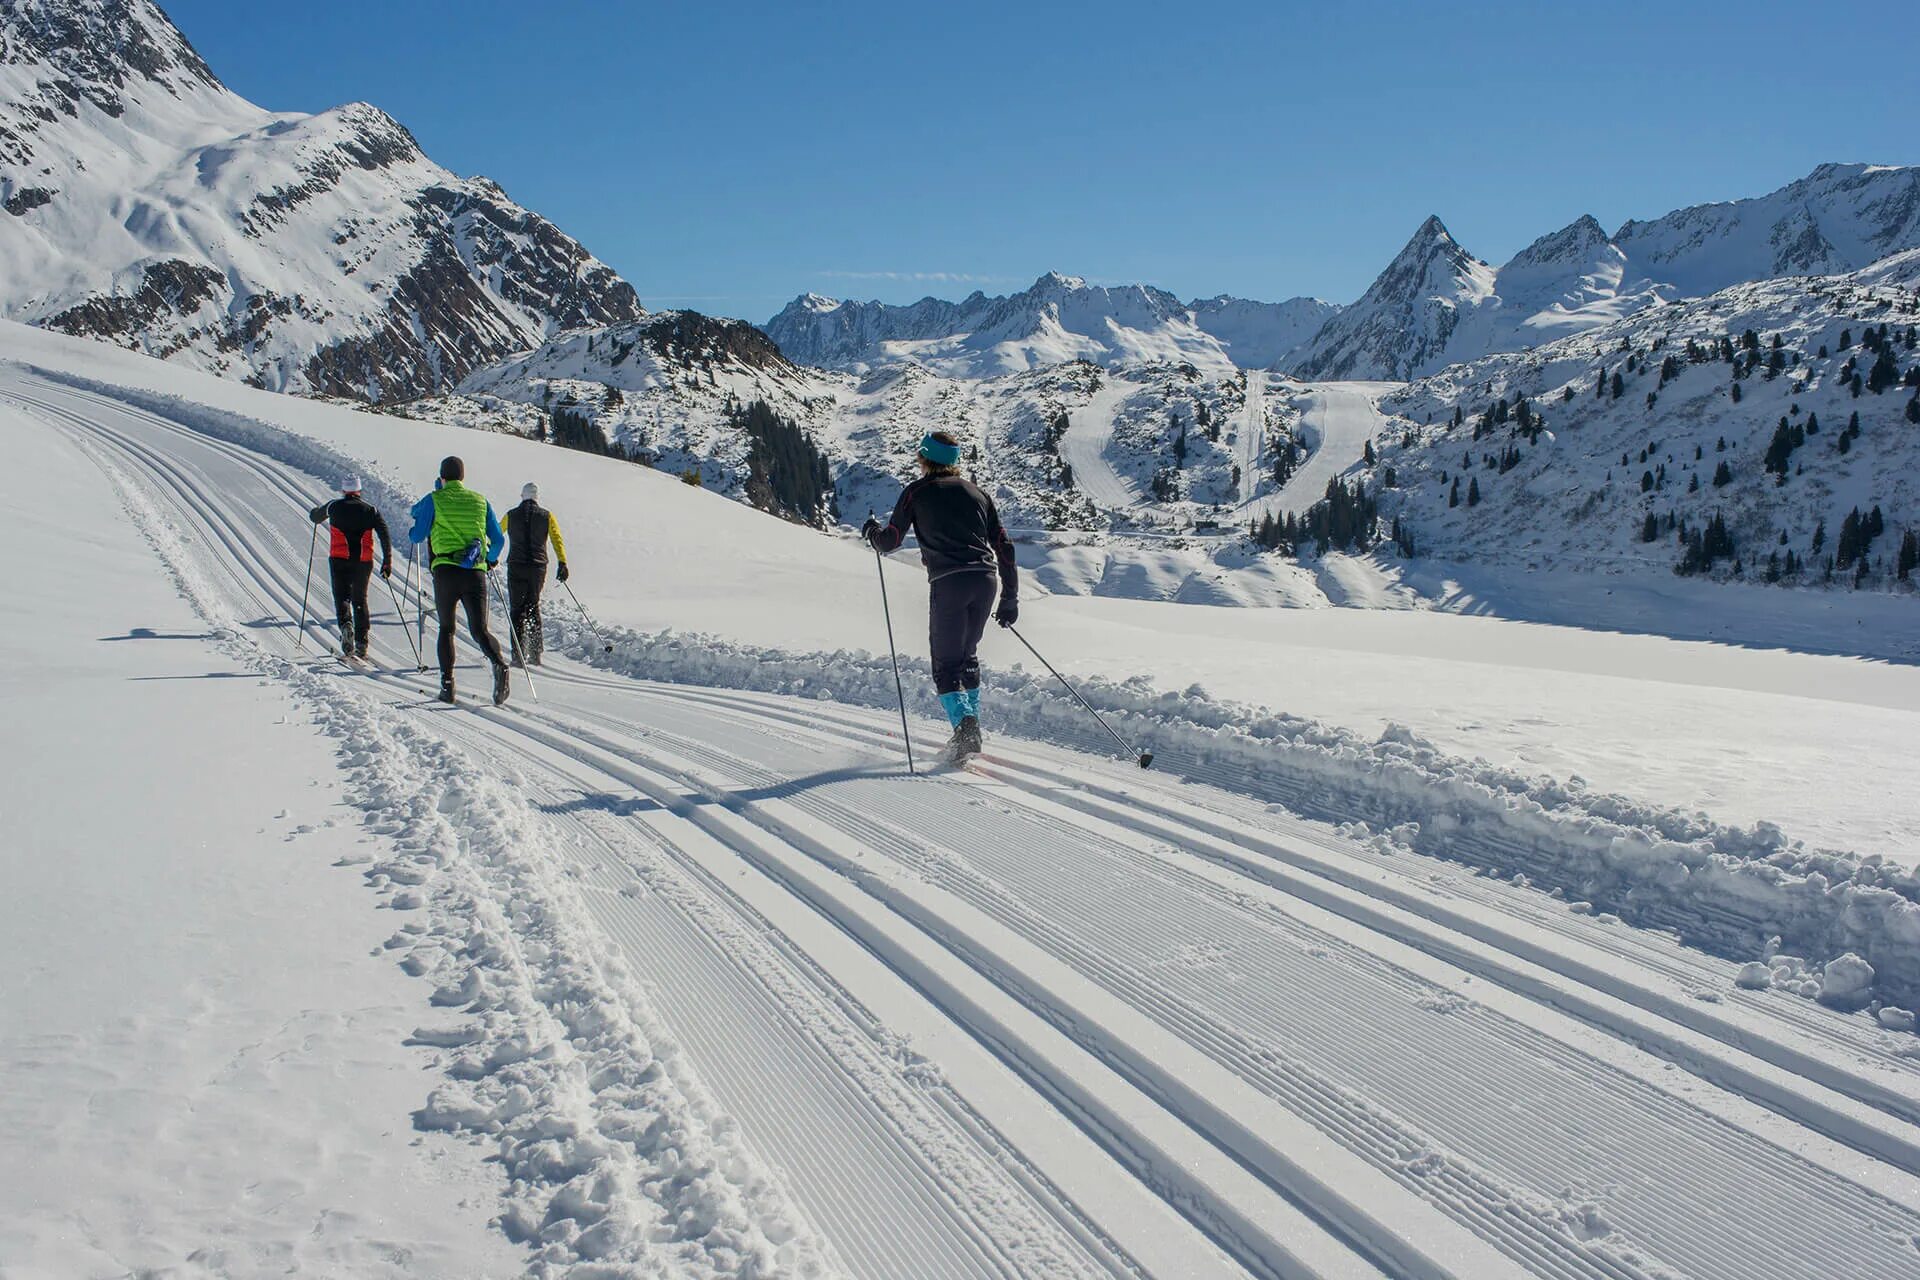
[1286,216,1497,381]
[762,272,1334,377]
[1288,165,1920,383]
[0,0,642,400]
[1614,163,1920,298]
[1359,256,1920,586]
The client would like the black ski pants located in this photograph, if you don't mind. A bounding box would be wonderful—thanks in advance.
[328,558,374,649]
[431,563,506,682]
[928,571,996,694]
[506,562,547,662]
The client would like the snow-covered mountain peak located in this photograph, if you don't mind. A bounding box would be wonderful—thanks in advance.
[1,0,220,103]
[0,0,645,400]
[1504,214,1611,271]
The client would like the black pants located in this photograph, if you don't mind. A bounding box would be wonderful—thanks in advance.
[928,572,996,694]
[328,558,374,649]
[506,562,547,661]
[431,563,506,681]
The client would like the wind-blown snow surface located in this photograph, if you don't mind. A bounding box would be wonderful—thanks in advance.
[13,322,1920,1279]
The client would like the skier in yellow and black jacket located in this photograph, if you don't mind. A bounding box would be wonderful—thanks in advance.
[502,482,569,667]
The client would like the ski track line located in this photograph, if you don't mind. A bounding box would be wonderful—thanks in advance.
[15,387,1156,1280]
[24,374,1920,1280]
[533,661,1920,1156]
[412,707,1115,1280]
[1060,373,1145,513]
[1235,372,1263,508]
[499,675,1920,1280]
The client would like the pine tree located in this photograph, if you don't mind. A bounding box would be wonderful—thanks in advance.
[1449,476,1461,508]
[1467,476,1481,507]
[1899,529,1919,581]
[1641,512,1659,542]
[1363,438,1376,466]
[1907,395,1920,425]
[1610,370,1624,399]
[1730,381,1742,403]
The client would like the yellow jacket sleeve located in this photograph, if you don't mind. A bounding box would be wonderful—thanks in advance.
[548,513,568,565]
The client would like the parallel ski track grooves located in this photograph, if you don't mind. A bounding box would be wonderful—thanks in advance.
[510,679,1920,1280]
[416,710,1102,1280]
[27,378,1920,1280]
[17,386,1131,1280]
[577,665,1920,1143]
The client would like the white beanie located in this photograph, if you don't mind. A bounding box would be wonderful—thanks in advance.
[521,482,539,502]
[341,475,362,493]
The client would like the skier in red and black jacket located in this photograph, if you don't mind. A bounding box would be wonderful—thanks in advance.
[309,475,392,659]
[862,431,1017,760]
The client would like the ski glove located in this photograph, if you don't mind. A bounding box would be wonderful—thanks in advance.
[556,562,570,583]
[995,599,1019,628]
[380,561,393,579]
[860,517,882,544]
[486,559,499,571]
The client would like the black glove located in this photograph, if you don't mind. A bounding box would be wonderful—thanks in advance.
[860,517,882,544]
[485,559,498,572]
[995,598,1019,628]
[556,562,570,583]
[380,560,392,580]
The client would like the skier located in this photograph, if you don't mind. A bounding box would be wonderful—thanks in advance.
[502,482,570,668]
[308,475,392,661]
[409,456,510,705]
[862,430,1018,761]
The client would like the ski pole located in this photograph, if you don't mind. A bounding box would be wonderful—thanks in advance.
[295,520,319,652]
[381,560,424,670]
[561,581,614,653]
[870,515,915,776]
[413,545,429,672]
[487,571,536,702]
[1006,624,1153,769]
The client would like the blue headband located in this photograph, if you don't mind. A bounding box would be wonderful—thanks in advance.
[918,434,961,466]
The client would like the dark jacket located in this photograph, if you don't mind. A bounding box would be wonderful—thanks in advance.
[310,495,392,565]
[872,474,1017,599]
[504,500,568,568]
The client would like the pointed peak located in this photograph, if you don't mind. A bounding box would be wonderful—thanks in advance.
[1030,271,1088,293]
[1504,214,1614,271]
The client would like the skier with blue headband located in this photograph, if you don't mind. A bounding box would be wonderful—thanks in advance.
[863,430,1019,762]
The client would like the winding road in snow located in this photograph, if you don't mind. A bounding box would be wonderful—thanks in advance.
[14,371,1920,1280]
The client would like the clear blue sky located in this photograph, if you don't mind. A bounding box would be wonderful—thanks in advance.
[163,0,1919,323]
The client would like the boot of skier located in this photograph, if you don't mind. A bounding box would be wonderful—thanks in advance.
[862,430,1018,762]
[308,475,392,660]
[409,456,510,705]
[502,482,569,668]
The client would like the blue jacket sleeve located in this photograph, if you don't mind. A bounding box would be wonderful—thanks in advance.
[409,493,434,546]
[486,504,505,565]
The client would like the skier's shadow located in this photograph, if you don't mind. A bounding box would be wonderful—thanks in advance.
[540,764,900,818]
[99,626,219,642]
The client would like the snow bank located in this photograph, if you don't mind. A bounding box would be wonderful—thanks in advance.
[547,617,1920,1012]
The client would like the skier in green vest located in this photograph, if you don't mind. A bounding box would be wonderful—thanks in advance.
[408,456,509,705]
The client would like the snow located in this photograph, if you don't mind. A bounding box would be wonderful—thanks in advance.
[13,321,1920,1280]
[0,422,519,1279]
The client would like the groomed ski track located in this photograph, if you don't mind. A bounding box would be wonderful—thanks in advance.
[15,370,1920,1280]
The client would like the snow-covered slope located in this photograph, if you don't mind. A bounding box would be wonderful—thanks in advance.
[763,272,1335,377]
[1361,260,1920,592]
[0,0,642,399]
[12,321,1920,1280]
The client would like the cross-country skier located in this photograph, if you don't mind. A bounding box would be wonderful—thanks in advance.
[862,430,1018,761]
[409,457,510,705]
[502,482,569,668]
[308,475,392,661]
